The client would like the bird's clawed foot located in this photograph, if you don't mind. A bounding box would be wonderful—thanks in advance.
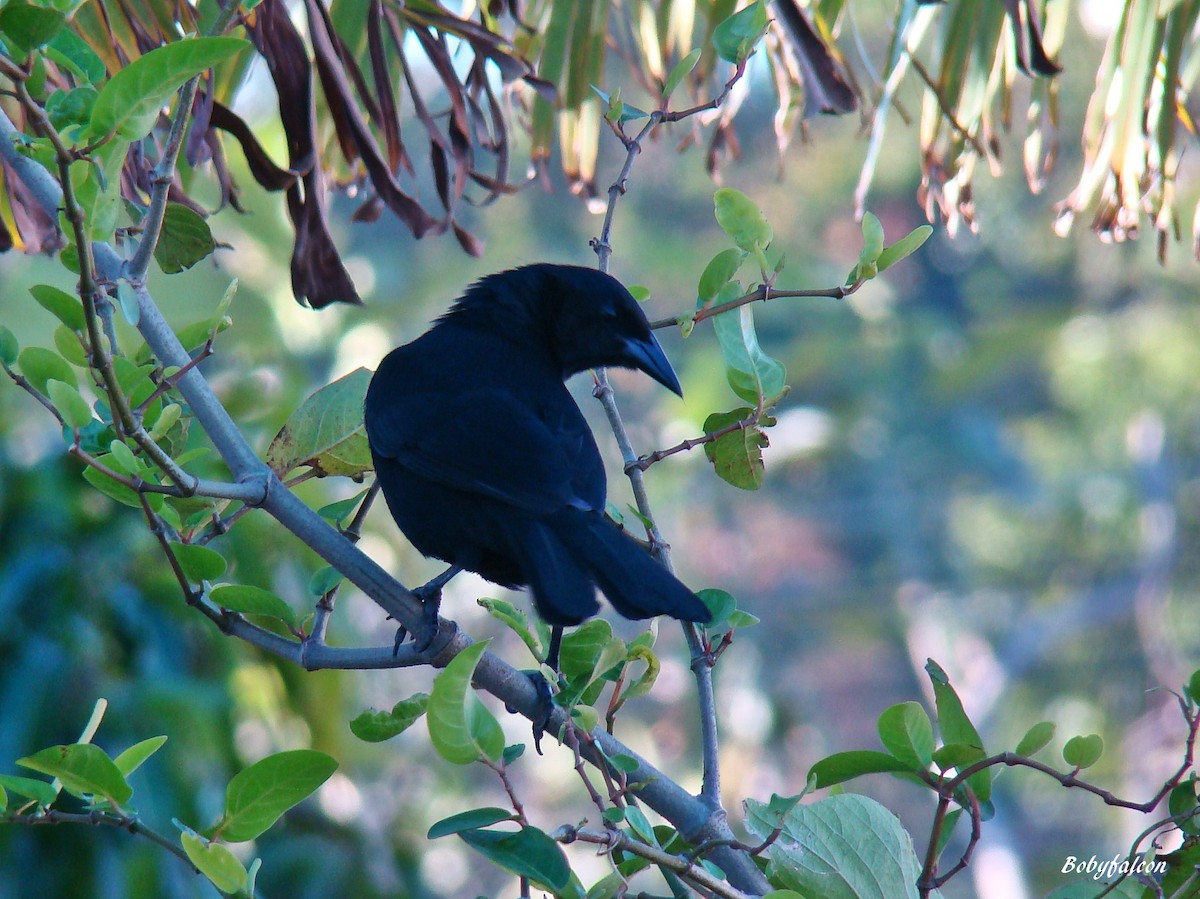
[391,566,461,655]
[525,669,556,754]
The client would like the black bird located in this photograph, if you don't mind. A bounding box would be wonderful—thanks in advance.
[364,263,711,653]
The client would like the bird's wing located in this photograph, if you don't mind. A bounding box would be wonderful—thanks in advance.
[367,386,599,515]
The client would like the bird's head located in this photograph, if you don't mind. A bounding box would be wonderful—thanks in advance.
[534,264,683,395]
[448,264,683,394]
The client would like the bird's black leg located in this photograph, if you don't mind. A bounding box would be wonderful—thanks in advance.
[393,565,461,655]
[524,625,565,752]
[545,626,564,674]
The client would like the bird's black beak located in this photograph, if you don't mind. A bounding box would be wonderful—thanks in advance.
[623,333,683,396]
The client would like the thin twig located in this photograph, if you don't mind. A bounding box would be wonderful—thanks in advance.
[905,54,989,159]
[555,825,753,899]
[588,61,756,813]
[4,809,197,871]
[649,280,863,331]
[628,407,766,474]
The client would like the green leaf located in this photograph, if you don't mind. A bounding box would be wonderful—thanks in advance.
[316,489,370,525]
[623,805,657,845]
[458,825,571,891]
[216,750,337,842]
[857,212,885,278]
[17,744,132,805]
[745,793,924,899]
[808,750,911,789]
[427,641,505,765]
[711,299,787,404]
[427,807,515,838]
[211,278,239,330]
[626,284,650,302]
[1015,721,1056,757]
[266,368,373,477]
[154,203,218,274]
[0,773,58,806]
[113,736,168,777]
[45,86,98,133]
[558,619,614,680]
[148,403,182,441]
[210,584,296,628]
[1186,668,1200,705]
[181,833,248,894]
[662,48,702,100]
[696,587,737,624]
[115,280,140,326]
[877,702,935,770]
[925,659,991,802]
[712,0,769,64]
[47,379,93,429]
[30,284,86,332]
[169,542,227,582]
[46,28,106,84]
[613,642,659,704]
[478,597,542,660]
[0,326,18,365]
[1062,734,1103,770]
[703,407,769,490]
[89,37,249,141]
[727,609,760,628]
[931,742,986,772]
[18,346,78,393]
[877,225,934,273]
[53,326,88,366]
[82,465,141,507]
[697,248,746,307]
[572,704,600,732]
[307,565,344,597]
[349,693,429,743]
[713,187,773,252]
[0,2,66,56]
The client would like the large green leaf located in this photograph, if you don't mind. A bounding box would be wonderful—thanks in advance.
[458,825,571,891]
[210,584,296,628]
[427,641,504,765]
[711,301,786,405]
[925,660,991,802]
[808,750,911,789]
[0,2,67,56]
[745,793,927,899]
[17,744,132,805]
[154,203,218,274]
[216,749,338,842]
[703,407,770,490]
[711,0,768,64]
[877,702,935,771]
[181,833,248,894]
[89,37,248,141]
[265,368,373,477]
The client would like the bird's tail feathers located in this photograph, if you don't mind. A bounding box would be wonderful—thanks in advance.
[553,510,711,623]
[516,520,600,626]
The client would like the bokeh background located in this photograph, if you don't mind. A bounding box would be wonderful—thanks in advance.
[2,4,1199,897]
